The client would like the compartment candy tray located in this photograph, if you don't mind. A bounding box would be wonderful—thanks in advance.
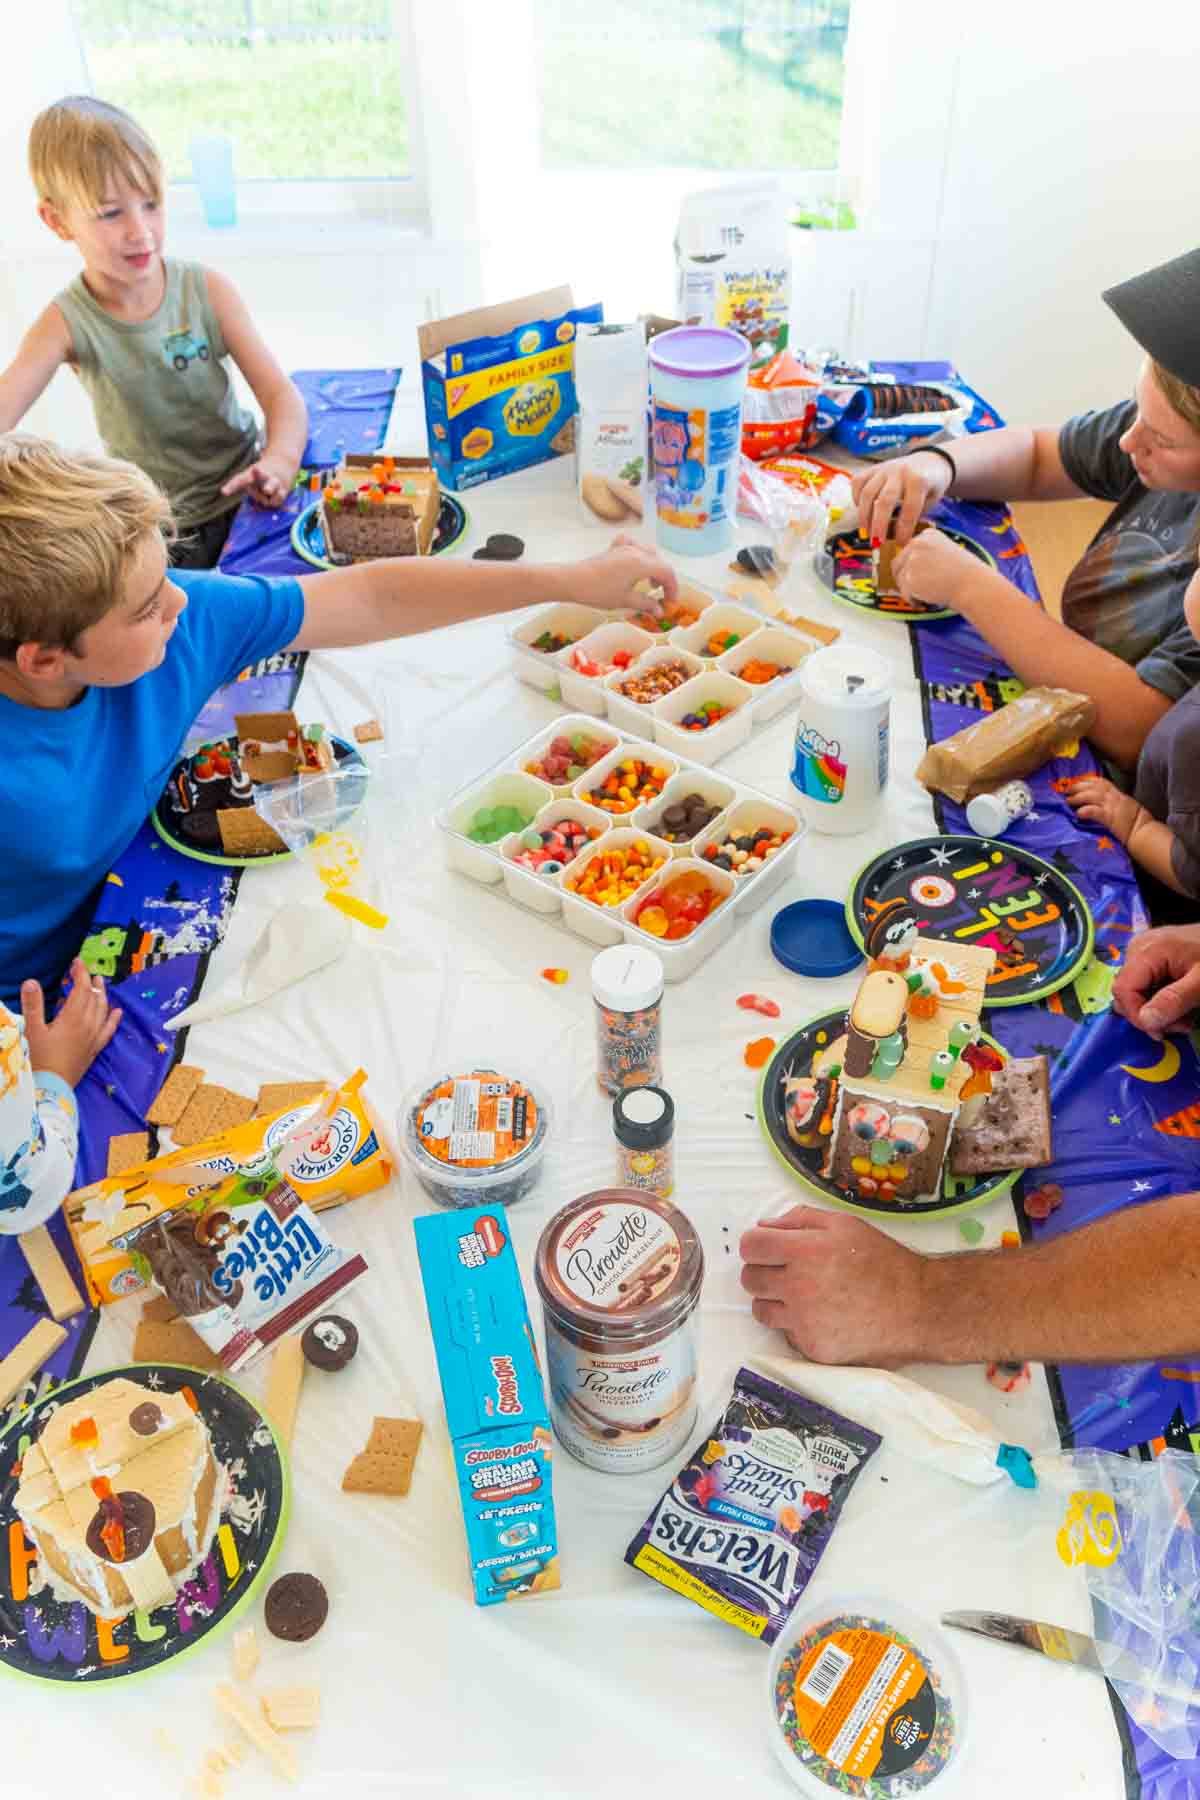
[437,717,807,981]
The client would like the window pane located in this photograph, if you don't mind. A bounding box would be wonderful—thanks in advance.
[536,0,849,171]
[70,1,409,181]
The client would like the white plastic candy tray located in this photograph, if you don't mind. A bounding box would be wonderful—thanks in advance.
[508,586,821,766]
[436,717,807,981]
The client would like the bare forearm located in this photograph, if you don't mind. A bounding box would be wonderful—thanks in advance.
[260,378,307,466]
[294,558,587,650]
[919,1193,1200,1363]
[921,425,1077,504]
[955,567,1170,768]
[1123,812,1190,893]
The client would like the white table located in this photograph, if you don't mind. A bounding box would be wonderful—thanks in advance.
[13,457,1126,1800]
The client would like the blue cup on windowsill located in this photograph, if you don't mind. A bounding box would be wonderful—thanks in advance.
[189,135,237,229]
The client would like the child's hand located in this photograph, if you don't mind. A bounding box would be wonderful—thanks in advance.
[22,959,122,1090]
[571,535,679,614]
[221,452,298,509]
[1065,774,1142,843]
[892,527,987,612]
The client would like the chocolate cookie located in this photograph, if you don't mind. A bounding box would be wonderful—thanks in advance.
[301,1314,359,1373]
[472,533,525,562]
[86,1491,157,1563]
[264,1572,328,1642]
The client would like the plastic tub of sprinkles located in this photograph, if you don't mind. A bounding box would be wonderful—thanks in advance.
[399,1068,550,1209]
[767,1595,967,1798]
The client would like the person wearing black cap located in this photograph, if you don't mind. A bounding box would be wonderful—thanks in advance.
[852,247,1200,772]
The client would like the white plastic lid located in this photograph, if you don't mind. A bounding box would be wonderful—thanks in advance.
[964,791,1011,836]
[800,644,891,706]
[591,944,664,1012]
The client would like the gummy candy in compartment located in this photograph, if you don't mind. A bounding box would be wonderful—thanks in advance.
[621,855,739,980]
[438,769,554,883]
[693,794,806,916]
[509,603,616,693]
[635,768,737,854]
[557,622,657,716]
[653,670,757,767]
[602,644,706,738]
[673,601,766,663]
[716,623,820,723]
[559,825,675,948]
[516,713,622,793]
[500,796,613,916]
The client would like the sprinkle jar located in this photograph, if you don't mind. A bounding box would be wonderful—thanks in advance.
[613,1085,675,1197]
[534,1189,704,1473]
[591,945,664,1095]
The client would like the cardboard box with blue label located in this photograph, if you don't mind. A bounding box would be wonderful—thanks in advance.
[414,1205,560,1605]
[418,286,602,491]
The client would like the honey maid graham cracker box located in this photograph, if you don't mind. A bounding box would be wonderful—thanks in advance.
[414,1206,560,1605]
[419,286,601,492]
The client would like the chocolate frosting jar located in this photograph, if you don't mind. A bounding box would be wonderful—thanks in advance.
[534,1189,704,1474]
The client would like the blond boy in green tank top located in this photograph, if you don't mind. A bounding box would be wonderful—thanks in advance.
[0,97,307,569]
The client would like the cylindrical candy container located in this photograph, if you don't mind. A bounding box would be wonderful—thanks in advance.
[649,326,751,556]
[399,1068,549,1209]
[613,1085,675,1198]
[964,779,1035,838]
[789,643,891,836]
[591,944,664,1097]
[534,1189,704,1473]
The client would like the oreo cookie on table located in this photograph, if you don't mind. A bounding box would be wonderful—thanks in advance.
[472,533,525,561]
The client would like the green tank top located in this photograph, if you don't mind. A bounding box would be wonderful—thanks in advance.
[55,259,259,527]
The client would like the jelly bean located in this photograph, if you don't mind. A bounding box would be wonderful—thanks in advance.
[744,1037,776,1069]
[737,994,781,1018]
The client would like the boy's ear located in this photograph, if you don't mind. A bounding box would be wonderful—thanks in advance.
[14,642,68,682]
[36,200,74,244]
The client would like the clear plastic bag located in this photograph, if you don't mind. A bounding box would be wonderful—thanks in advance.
[737,454,834,583]
[252,762,389,930]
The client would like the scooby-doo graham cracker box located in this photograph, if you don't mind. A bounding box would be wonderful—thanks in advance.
[420,286,601,491]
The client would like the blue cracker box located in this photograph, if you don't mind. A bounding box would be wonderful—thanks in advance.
[418,286,602,491]
[413,1205,560,1605]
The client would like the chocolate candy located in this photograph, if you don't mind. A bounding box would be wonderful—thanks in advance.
[86,1490,156,1564]
[654,792,722,842]
[265,1571,329,1642]
[473,532,525,561]
[129,1401,165,1436]
[301,1314,359,1372]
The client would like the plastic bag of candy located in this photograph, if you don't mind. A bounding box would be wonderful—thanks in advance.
[253,760,389,929]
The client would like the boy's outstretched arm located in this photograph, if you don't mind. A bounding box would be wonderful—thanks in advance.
[288,537,679,649]
[207,269,307,507]
[0,305,72,434]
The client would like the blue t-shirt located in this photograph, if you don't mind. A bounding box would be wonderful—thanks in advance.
[0,567,304,1003]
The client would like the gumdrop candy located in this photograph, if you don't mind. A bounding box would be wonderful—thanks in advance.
[737,993,780,1018]
[744,1038,776,1069]
[638,905,670,938]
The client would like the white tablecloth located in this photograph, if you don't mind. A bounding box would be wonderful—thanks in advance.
[14,459,1126,1800]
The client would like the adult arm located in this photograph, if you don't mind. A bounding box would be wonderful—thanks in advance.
[0,305,73,433]
[892,530,1171,769]
[1113,923,1200,1036]
[853,426,1086,546]
[205,269,307,506]
[287,537,677,651]
[739,1198,1200,1366]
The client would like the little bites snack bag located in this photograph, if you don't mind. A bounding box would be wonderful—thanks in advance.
[419,287,602,492]
[414,1206,560,1606]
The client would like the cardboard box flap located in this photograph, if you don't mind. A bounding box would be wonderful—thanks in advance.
[418,286,575,363]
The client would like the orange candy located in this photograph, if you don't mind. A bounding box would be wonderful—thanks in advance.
[634,870,725,940]
[584,758,670,814]
[567,840,666,907]
[737,659,786,685]
[744,1037,776,1069]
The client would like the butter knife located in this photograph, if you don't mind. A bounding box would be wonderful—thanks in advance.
[942,1610,1200,1709]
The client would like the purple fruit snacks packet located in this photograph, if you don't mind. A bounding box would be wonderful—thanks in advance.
[624,1365,881,1642]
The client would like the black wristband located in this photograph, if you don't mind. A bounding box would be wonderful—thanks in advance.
[909,442,957,486]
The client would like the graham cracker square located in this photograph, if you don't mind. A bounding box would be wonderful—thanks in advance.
[107,1131,150,1177]
[342,1417,423,1496]
[171,1084,256,1148]
[216,809,286,857]
[352,718,384,745]
[133,1315,223,1371]
[146,1063,205,1128]
[253,1081,328,1119]
[367,1417,423,1458]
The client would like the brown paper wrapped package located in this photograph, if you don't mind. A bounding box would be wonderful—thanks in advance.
[916,686,1096,803]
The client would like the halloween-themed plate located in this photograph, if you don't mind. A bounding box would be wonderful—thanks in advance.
[152,732,368,868]
[0,1363,289,1686]
[757,1012,1020,1221]
[846,836,1094,1007]
[824,523,995,620]
[291,492,468,568]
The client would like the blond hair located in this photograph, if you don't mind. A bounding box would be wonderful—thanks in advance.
[29,96,163,215]
[0,437,174,656]
[1150,360,1200,440]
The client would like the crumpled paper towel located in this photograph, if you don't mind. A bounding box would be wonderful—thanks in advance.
[167,902,350,1029]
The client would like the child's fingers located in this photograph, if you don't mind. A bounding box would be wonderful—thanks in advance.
[20,979,46,1037]
[95,1007,122,1052]
[1076,804,1106,823]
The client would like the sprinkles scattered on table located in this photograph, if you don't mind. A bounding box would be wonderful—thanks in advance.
[772,1612,959,1794]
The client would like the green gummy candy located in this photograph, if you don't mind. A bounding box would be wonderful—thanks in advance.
[958,1218,985,1246]
[567,763,584,780]
[570,735,587,753]
[474,808,496,830]
[522,829,543,849]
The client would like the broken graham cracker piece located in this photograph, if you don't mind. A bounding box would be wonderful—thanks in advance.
[141,1292,179,1324]
[107,1130,151,1177]
[217,808,287,858]
[172,1083,256,1148]
[352,717,384,745]
[254,1080,328,1119]
[342,1416,423,1496]
[17,1226,85,1321]
[214,1684,299,1785]
[133,1315,224,1372]
[263,1334,306,1449]
[0,1318,67,1408]
[146,1062,205,1128]
[261,1687,321,1732]
[231,1624,259,1683]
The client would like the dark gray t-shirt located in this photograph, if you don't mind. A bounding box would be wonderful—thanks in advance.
[1059,401,1200,702]
[1136,686,1200,897]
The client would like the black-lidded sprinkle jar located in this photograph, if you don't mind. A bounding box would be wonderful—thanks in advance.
[613,1085,675,1198]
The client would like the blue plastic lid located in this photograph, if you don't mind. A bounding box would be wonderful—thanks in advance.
[770,899,864,978]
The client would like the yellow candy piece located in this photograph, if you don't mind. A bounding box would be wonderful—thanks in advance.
[638,906,670,937]
[851,1155,871,1176]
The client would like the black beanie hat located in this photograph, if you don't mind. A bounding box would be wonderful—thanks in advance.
[1102,247,1200,389]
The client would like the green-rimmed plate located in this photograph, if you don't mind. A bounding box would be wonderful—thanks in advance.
[291,492,468,568]
[757,1012,1021,1221]
[824,523,995,621]
[151,732,368,869]
[0,1363,289,1686]
[846,835,1094,1007]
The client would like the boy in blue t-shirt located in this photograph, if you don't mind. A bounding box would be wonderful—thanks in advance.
[0,434,676,1007]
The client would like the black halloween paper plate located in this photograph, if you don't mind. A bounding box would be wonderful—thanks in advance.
[757,1012,1020,1221]
[846,836,1094,1007]
[0,1363,289,1686]
[291,491,468,568]
[151,731,367,868]
[824,523,994,620]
